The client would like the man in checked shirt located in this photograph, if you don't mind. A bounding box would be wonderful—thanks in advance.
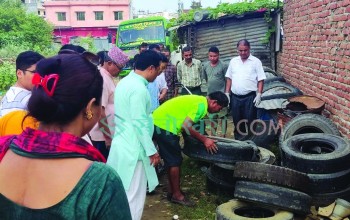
[177,46,203,95]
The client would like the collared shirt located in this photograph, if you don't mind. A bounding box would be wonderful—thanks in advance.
[90,67,116,141]
[177,58,202,88]
[0,87,31,117]
[225,55,266,95]
[202,60,228,94]
[107,71,158,192]
[147,72,168,112]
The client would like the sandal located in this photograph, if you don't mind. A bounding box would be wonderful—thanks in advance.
[170,197,195,207]
[166,193,172,201]
[166,191,187,201]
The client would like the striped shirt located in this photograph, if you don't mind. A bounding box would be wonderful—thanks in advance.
[0,87,31,117]
[177,58,202,88]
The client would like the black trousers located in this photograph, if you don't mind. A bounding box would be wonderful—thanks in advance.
[230,92,257,139]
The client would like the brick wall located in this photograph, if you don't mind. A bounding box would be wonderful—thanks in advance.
[277,0,350,138]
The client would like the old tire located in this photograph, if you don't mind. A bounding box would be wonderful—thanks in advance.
[216,199,294,220]
[261,81,302,101]
[311,184,350,207]
[279,113,340,147]
[206,166,235,196]
[234,181,312,215]
[215,147,276,170]
[281,133,350,174]
[241,109,279,148]
[209,164,236,185]
[308,167,350,194]
[236,109,279,148]
[233,161,310,193]
[183,136,258,164]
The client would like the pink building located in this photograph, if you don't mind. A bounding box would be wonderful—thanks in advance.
[44,0,131,46]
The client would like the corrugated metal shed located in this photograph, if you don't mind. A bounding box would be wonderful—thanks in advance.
[178,11,275,69]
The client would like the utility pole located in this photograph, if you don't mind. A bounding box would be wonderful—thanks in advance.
[178,0,183,14]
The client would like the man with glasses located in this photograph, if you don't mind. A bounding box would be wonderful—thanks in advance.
[0,51,44,116]
[89,46,129,159]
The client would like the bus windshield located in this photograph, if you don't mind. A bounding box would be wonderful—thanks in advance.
[118,20,166,46]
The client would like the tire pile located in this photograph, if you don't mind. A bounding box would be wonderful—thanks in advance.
[182,68,350,219]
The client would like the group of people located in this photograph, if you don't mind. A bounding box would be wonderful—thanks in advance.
[0,38,265,220]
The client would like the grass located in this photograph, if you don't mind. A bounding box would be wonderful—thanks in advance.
[169,136,282,220]
[170,157,232,220]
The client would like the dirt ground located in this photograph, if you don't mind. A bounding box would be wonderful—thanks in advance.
[143,174,174,220]
[142,119,235,220]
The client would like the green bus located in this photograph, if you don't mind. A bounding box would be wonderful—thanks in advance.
[116,16,171,76]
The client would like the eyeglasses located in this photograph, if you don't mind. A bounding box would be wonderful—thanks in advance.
[22,69,36,74]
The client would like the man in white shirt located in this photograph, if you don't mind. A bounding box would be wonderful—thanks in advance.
[225,39,266,139]
[0,51,44,117]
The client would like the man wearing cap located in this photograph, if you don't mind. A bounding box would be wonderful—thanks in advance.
[89,46,129,159]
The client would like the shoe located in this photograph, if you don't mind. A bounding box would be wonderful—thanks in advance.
[170,197,195,207]
[166,193,172,201]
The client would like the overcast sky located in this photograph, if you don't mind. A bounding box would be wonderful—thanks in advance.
[131,0,237,14]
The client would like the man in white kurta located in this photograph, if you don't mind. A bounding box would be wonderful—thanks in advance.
[107,50,162,220]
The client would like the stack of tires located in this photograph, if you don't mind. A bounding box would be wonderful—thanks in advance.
[279,112,350,206]
[216,161,312,219]
[280,133,350,207]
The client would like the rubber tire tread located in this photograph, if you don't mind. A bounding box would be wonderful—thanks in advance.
[216,199,294,220]
[234,181,312,215]
[215,147,276,170]
[279,113,340,147]
[183,136,257,164]
[281,133,350,174]
[311,184,350,207]
[233,161,310,193]
[308,167,350,194]
[261,81,302,101]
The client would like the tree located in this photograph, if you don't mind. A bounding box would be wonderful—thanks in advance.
[0,0,53,50]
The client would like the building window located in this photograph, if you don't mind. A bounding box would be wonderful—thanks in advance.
[95,11,103,20]
[57,12,66,21]
[76,12,85,21]
[114,11,123,20]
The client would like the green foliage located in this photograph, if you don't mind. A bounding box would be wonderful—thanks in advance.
[170,0,283,44]
[0,60,16,92]
[71,35,98,53]
[0,0,53,50]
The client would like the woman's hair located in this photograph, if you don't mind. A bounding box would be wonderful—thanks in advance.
[27,54,103,125]
[96,50,108,65]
